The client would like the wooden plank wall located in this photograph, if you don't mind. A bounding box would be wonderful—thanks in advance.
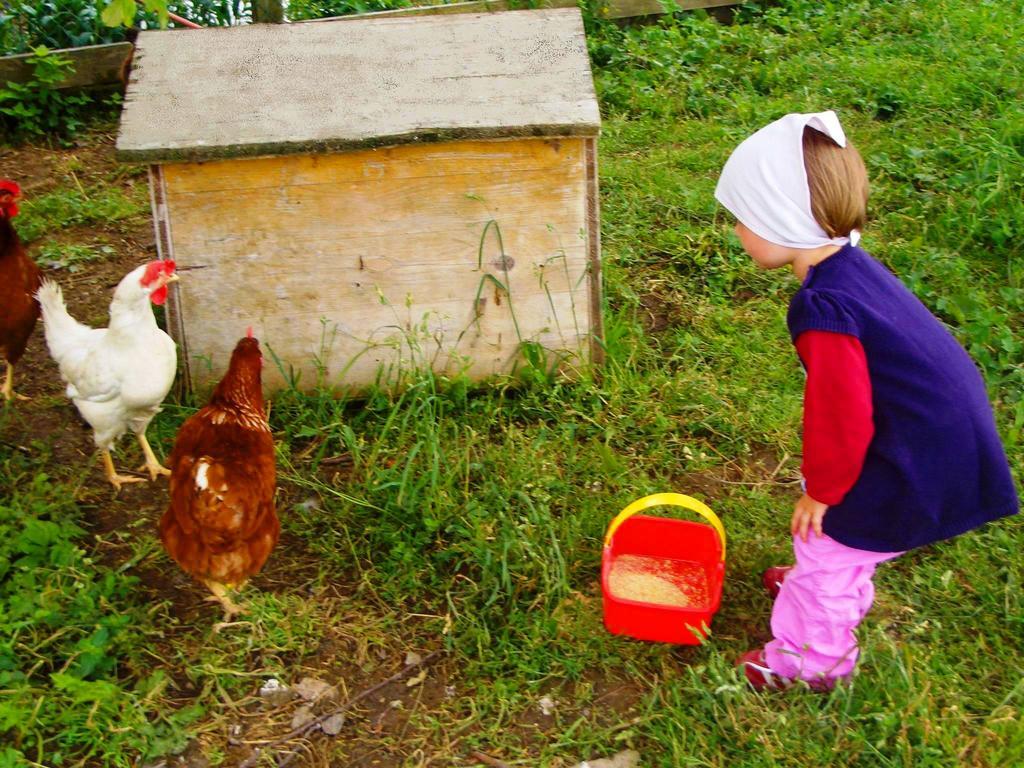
[159,138,595,393]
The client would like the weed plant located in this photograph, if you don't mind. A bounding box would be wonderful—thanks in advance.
[0,453,200,765]
[0,48,91,141]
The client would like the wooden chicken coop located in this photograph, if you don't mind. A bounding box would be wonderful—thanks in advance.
[116,8,602,394]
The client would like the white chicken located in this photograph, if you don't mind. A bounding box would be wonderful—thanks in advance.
[37,260,180,491]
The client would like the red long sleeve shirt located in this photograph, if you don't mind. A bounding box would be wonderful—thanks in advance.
[796,330,875,506]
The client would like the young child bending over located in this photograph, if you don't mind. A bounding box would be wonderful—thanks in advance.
[714,111,1019,691]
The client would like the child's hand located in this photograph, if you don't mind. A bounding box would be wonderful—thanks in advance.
[791,493,829,541]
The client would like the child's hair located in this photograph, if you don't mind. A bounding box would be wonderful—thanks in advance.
[802,127,869,239]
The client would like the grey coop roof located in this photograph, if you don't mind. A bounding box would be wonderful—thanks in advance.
[116,8,601,163]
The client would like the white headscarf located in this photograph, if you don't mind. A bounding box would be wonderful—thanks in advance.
[714,110,860,249]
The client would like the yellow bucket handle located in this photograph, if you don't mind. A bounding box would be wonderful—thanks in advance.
[603,492,726,561]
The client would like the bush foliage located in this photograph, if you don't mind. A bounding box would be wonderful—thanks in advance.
[0,47,91,141]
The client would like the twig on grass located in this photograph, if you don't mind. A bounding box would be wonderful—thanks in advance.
[319,453,354,467]
[469,751,513,768]
[714,476,802,488]
[769,451,790,479]
[238,649,444,768]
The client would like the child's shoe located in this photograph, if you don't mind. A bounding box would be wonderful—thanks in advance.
[762,565,793,599]
[738,649,839,693]
[738,649,795,691]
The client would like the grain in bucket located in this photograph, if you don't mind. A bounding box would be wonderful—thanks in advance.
[601,493,726,644]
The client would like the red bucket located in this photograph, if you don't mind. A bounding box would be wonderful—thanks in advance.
[601,493,726,645]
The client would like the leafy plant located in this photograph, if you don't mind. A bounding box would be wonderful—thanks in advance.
[0,0,128,55]
[0,0,231,54]
[36,242,115,271]
[0,47,90,141]
[100,0,168,28]
[0,461,196,766]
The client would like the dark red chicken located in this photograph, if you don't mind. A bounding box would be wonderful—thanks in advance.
[159,331,278,622]
[0,179,41,401]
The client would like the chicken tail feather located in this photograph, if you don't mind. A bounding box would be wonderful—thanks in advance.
[36,279,94,365]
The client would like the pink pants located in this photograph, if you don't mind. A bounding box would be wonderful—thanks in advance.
[765,533,903,685]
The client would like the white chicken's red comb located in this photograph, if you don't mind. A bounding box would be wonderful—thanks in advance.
[140,260,176,286]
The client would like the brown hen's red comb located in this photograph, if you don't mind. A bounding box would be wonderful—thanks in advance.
[246,326,254,339]
[0,179,21,218]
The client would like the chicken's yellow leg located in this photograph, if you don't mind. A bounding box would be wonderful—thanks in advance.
[202,580,247,628]
[2,362,28,402]
[101,450,144,493]
[136,431,171,480]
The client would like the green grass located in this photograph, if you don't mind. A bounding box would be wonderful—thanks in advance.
[17,185,146,244]
[1,0,1022,765]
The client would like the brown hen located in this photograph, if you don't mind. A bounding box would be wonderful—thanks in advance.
[160,332,278,623]
[0,180,41,402]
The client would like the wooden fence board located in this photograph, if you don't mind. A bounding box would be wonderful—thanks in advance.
[1,0,736,92]
[303,0,576,21]
[307,0,732,21]
[0,42,132,90]
[598,0,736,19]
